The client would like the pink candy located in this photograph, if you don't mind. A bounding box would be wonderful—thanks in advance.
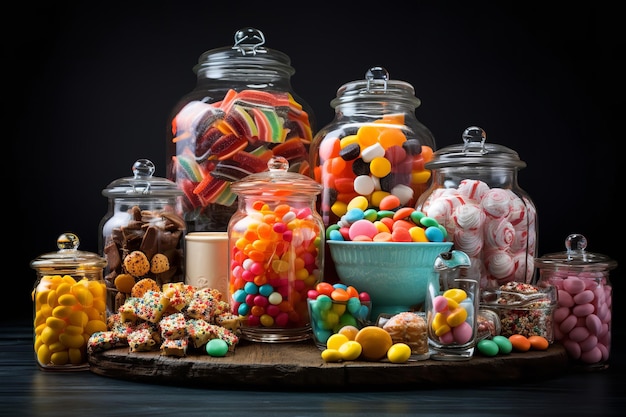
[549,273,612,365]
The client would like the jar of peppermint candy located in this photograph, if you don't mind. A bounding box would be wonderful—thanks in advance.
[415,126,537,290]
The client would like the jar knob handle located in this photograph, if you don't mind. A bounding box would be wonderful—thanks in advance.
[565,233,588,261]
[233,27,266,56]
[365,66,389,93]
[57,232,80,251]
[462,126,487,154]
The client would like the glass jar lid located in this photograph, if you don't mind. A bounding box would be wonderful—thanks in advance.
[30,233,107,271]
[193,27,295,80]
[425,126,527,170]
[330,67,421,108]
[231,156,322,197]
[535,233,617,272]
[102,159,182,198]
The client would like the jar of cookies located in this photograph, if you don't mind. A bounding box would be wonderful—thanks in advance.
[99,159,185,315]
[535,234,617,370]
[309,66,435,283]
[167,27,315,233]
[416,126,538,291]
[30,233,108,371]
[228,156,324,342]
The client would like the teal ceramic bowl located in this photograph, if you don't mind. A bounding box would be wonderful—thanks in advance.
[327,241,453,319]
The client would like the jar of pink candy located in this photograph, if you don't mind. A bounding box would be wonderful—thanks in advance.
[167,27,315,233]
[416,126,538,291]
[228,156,324,342]
[310,67,435,282]
[535,234,617,370]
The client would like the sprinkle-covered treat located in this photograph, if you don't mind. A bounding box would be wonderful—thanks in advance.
[187,318,219,348]
[159,312,188,339]
[136,290,171,323]
[131,278,161,298]
[87,331,127,354]
[162,282,196,311]
[128,328,157,352]
[160,337,189,357]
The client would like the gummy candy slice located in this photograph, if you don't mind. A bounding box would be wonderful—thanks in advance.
[250,108,285,143]
[211,159,255,182]
[208,133,248,161]
[271,138,307,162]
[179,178,203,209]
[172,101,224,142]
[194,177,228,205]
[195,127,223,161]
[232,149,272,173]
[175,154,203,182]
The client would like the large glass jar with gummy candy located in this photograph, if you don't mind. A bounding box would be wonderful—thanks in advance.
[228,157,324,343]
[310,67,435,283]
[416,126,538,290]
[167,27,315,233]
[30,233,108,371]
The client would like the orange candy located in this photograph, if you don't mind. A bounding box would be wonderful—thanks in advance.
[528,335,549,350]
[508,334,531,352]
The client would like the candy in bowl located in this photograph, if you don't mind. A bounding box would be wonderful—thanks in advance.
[327,240,453,319]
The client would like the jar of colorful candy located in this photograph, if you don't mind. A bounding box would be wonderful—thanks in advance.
[309,66,435,282]
[30,233,108,371]
[167,27,315,233]
[416,126,538,290]
[228,156,324,342]
[99,159,185,315]
[535,234,617,370]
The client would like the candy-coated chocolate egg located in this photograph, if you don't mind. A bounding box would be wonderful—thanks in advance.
[477,339,499,357]
[528,335,549,350]
[206,339,229,357]
[492,335,513,354]
[509,334,531,352]
[387,343,412,363]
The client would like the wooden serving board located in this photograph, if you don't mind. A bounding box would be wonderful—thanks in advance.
[88,339,570,390]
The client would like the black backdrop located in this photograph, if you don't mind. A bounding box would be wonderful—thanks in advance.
[12,2,622,324]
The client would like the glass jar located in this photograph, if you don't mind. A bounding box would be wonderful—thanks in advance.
[310,67,435,282]
[167,27,315,233]
[30,233,108,371]
[416,126,538,290]
[99,159,185,315]
[228,156,324,342]
[535,234,616,370]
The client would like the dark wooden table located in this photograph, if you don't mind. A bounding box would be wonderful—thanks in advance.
[2,319,625,417]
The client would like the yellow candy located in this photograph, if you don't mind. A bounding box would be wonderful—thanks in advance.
[50,350,70,366]
[52,305,73,319]
[59,333,85,349]
[347,195,369,211]
[338,340,362,361]
[432,312,451,336]
[48,341,66,352]
[64,325,84,336]
[411,170,431,184]
[62,275,77,285]
[58,293,78,306]
[41,326,60,345]
[408,226,428,242]
[84,319,107,335]
[321,349,343,362]
[56,282,72,296]
[326,333,349,350]
[443,288,467,303]
[68,348,84,365]
[37,344,52,365]
[68,311,88,327]
[387,343,412,364]
[446,307,468,327]
[45,316,66,331]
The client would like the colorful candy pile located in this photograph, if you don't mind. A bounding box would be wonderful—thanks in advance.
[326,194,448,242]
[429,288,475,346]
[229,200,323,330]
[420,179,537,288]
[170,89,313,219]
[313,115,434,228]
[307,282,371,346]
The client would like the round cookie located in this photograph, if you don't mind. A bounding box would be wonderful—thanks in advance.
[124,250,151,277]
[150,253,170,274]
[131,278,160,298]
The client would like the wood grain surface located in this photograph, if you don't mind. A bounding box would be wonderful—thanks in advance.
[89,339,569,389]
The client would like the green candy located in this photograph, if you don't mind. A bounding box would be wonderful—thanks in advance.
[477,339,499,357]
[206,338,229,357]
[492,335,513,354]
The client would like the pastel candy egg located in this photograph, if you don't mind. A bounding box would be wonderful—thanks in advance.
[452,321,473,344]
[586,314,603,335]
[348,219,378,240]
[563,277,585,294]
[573,290,594,304]
[433,295,449,312]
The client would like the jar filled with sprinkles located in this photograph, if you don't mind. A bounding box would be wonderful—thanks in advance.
[167,27,315,233]
[228,156,324,342]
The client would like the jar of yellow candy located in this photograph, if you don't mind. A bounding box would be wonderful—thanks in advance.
[30,233,108,371]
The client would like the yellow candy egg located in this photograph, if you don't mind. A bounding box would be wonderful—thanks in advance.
[321,349,343,362]
[59,333,85,349]
[68,348,84,365]
[387,343,412,363]
[338,340,362,361]
[37,344,52,365]
[326,333,349,350]
[50,350,70,366]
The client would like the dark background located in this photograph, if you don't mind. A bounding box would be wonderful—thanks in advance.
[12,2,622,326]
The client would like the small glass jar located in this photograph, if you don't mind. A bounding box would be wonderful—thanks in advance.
[535,234,617,370]
[30,233,108,371]
[416,126,538,290]
[167,27,315,233]
[99,159,185,315]
[310,67,435,282]
[228,156,324,342]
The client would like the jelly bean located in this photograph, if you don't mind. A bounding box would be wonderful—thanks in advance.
[509,334,531,352]
[492,335,513,354]
[477,339,499,357]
